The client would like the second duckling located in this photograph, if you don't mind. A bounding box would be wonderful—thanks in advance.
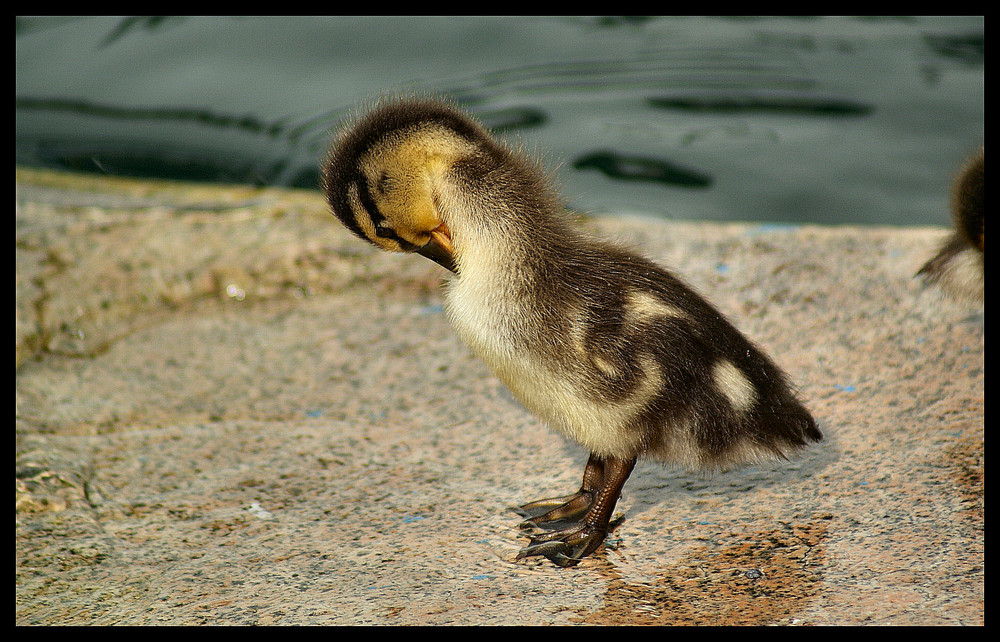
[918,146,984,305]
[323,97,822,567]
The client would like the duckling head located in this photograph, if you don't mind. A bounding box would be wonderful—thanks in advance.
[322,98,496,273]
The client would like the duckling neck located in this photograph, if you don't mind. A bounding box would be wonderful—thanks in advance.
[454,203,538,262]
[445,179,569,277]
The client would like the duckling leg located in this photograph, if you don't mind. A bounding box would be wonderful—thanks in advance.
[516,453,605,529]
[516,455,636,567]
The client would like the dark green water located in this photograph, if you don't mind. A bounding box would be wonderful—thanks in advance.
[15,16,983,225]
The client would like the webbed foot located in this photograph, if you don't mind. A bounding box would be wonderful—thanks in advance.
[513,454,636,567]
[514,491,593,533]
[516,525,607,567]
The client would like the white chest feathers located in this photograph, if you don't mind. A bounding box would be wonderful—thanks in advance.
[442,273,664,459]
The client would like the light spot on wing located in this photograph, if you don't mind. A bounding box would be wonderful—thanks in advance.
[626,290,686,325]
[712,359,757,415]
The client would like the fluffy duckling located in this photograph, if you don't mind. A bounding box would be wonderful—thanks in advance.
[322,98,822,567]
[918,147,984,304]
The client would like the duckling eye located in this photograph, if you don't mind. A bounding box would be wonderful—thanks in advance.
[373,220,396,240]
[375,170,391,195]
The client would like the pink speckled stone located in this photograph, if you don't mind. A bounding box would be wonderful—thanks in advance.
[17,171,982,625]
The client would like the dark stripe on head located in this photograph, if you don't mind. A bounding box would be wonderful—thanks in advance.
[322,152,366,241]
[354,172,419,251]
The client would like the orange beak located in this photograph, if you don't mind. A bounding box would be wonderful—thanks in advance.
[417,222,457,273]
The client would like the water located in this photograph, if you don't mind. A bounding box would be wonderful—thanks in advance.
[15,16,984,225]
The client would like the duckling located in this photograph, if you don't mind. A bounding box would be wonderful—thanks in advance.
[918,147,984,304]
[322,97,822,567]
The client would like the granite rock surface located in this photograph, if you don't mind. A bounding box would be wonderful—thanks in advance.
[16,169,983,625]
